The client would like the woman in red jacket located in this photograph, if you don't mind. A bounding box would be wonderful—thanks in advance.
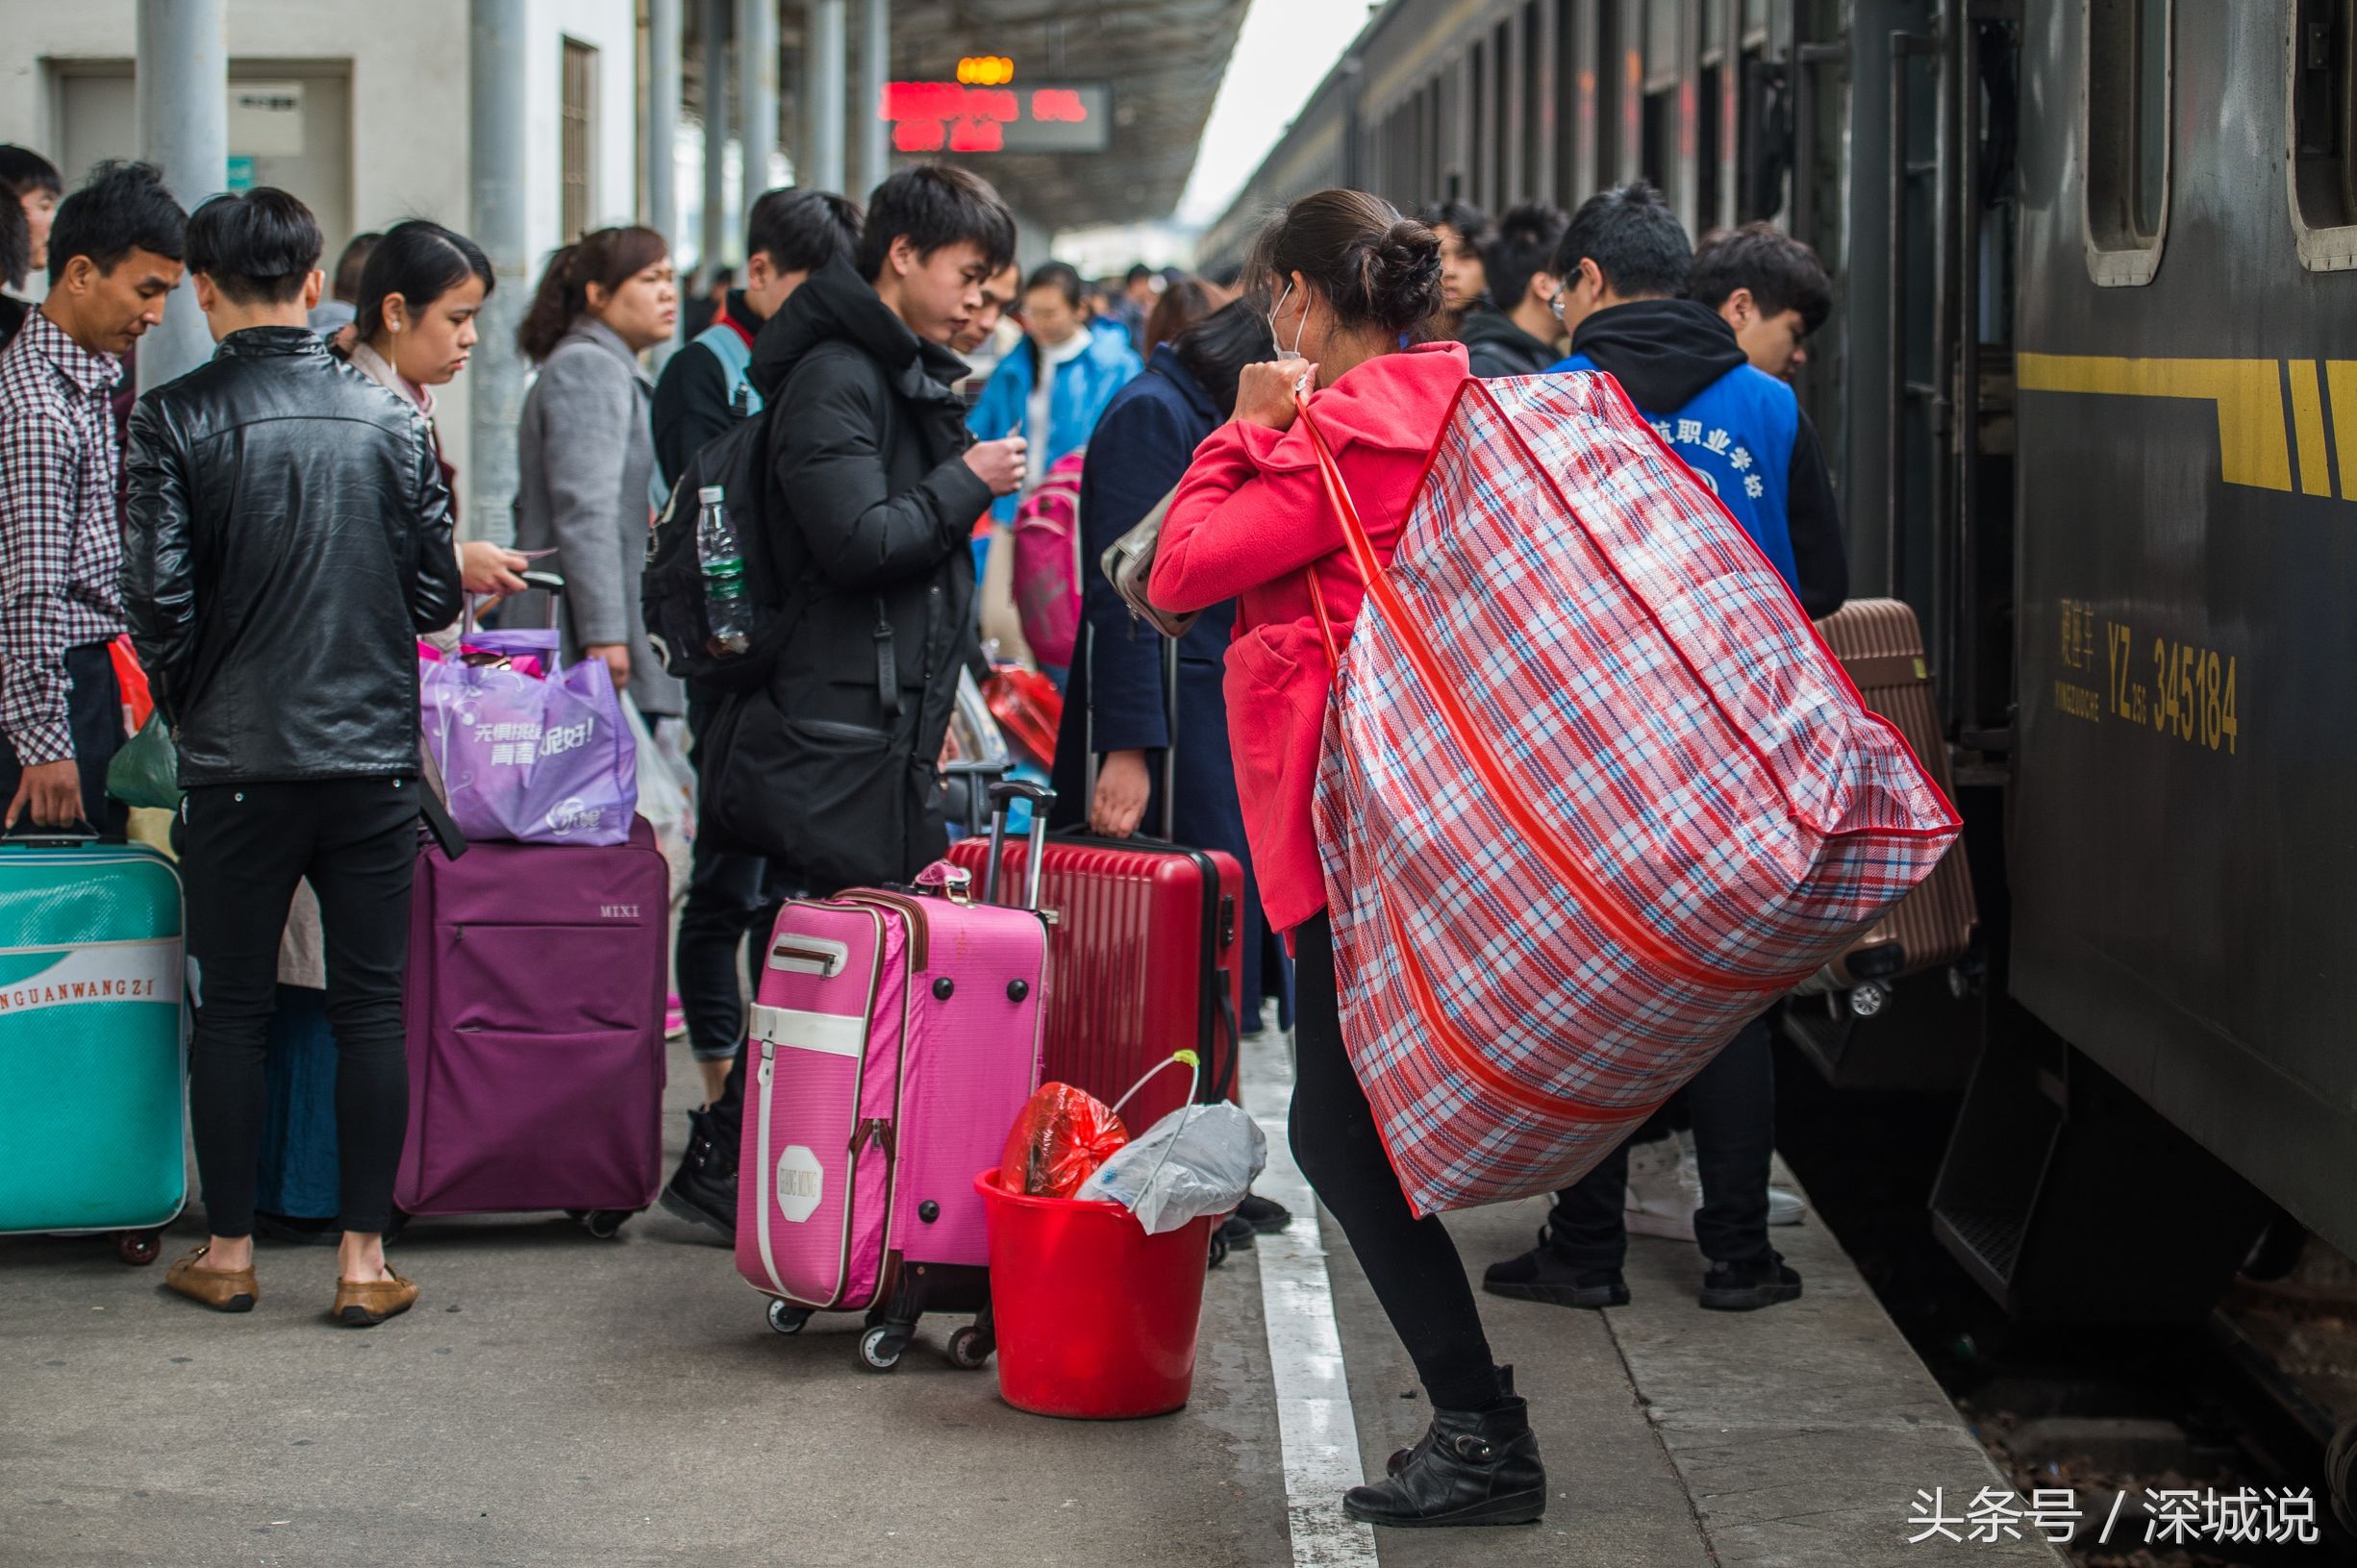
[1151,190,1543,1530]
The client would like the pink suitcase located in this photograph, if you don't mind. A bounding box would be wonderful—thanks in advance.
[738,784,1050,1372]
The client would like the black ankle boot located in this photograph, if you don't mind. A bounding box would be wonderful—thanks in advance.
[1347,1390,1544,1528]
[658,1108,739,1242]
[1388,1366,1517,1477]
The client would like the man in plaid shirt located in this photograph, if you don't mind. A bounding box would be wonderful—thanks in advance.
[0,161,185,834]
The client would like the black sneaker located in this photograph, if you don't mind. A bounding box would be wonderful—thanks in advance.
[1218,1213,1258,1252]
[658,1108,738,1243]
[1236,1193,1291,1233]
[1698,1254,1802,1311]
[1482,1239,1628,1308]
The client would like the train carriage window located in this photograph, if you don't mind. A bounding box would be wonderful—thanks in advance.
[2082,0,2169,286]
[2292,0,2357,269]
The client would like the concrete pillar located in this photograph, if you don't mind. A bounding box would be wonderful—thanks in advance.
[649,0,683,367]
[134,0,226,393]
[702,0,732,270]
[649,0,682,244]
[738,0,779,207]
[855,0,890,200]
[805,0,847,195]
[468,0,530,542]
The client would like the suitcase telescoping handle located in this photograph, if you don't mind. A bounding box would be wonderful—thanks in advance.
[983,779,1055,911]
[460,567,569,639]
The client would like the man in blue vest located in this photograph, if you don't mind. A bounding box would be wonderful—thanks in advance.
[1484,184,1845,1316]
[650,187,863,505]
[652,187,863,1232]
[1540,181,1846,618]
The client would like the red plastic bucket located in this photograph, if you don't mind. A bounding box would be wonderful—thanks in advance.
[974,1168,1216,1418]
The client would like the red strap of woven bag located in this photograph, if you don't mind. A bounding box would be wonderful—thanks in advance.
[1290,391,1806,994]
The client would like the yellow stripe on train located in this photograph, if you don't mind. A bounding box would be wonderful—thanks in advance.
[2015,352,2357,499]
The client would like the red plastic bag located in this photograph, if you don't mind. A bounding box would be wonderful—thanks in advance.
[109,635,153,735]
[999,1083,1128,1199]
[983,666,1062,769]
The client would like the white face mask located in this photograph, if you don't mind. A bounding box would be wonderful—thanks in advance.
[1267,281,1309,361]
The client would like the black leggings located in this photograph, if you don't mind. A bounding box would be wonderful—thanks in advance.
[1290,911,1502,1412]
[185,778,420,1236]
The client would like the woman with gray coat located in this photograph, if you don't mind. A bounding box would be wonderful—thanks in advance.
[513,225,683,716]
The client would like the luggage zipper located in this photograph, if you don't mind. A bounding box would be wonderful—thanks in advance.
[851,1117,895,1157]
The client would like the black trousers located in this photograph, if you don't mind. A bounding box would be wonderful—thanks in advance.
[184,778,420,1236]
[0,641,128,839]
[680,689,790,1151]
[1290,911,1501,1412]
[1550,1016,1776,1270]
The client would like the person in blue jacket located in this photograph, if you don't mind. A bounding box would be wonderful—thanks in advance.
[1541,181,1846,618]
[965,261,1141,525]
[1044,295,1290,1242]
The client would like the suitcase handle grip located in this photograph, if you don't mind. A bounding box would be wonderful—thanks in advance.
[982,783,1057,910]
[0,819,100,848]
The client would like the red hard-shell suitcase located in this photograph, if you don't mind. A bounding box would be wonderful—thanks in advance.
[946,630,1244,1132]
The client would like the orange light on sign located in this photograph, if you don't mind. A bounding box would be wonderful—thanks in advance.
[956,56,1015,86]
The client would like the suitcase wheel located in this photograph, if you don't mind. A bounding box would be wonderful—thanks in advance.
[569,1208,632,1240]
[115,1230,162,1266]
[1208,1228,1230,1271]
[383,1208,410,1245]
[766,1301,812,1335]
[857,1324,910,1373]
[945,1323,994,1370]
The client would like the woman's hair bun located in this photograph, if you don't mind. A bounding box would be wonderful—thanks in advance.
[1366,218,1444,333]
[1250,189,1447,340]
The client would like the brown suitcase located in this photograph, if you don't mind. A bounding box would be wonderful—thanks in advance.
[1802,598,1977,1001]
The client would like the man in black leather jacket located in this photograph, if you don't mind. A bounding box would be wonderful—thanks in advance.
[122,188,461,1328]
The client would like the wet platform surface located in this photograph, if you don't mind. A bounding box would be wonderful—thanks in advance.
[2,1029,2059,1567]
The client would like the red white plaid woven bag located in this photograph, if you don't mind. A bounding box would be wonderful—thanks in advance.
[1304,372,1961,1216]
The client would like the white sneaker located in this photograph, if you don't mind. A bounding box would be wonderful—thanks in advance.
[1622,1136,1700,1240]
[1768,1182,1807,1227]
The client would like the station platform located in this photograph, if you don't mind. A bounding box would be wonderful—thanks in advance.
[3,1030,2060,1568]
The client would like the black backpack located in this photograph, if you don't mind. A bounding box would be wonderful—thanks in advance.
[641,406,790,693]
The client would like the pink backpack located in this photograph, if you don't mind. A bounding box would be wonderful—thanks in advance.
[1010,450,1087,669]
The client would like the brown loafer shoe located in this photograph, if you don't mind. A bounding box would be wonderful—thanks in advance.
[331,1272,419,1328]
[164,1246,257,1312]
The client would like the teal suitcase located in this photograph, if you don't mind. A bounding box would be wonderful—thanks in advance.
[0,833,186,1263]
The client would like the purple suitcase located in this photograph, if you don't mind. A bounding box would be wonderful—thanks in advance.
[393,815,669,1237]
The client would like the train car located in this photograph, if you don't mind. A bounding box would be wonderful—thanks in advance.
[1202,0,2357,1356]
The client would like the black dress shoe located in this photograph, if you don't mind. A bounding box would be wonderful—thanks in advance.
[1482,1236,1628,1308]
[1346,1393,1545,1528]
[1699,1254,1802,1311]
[657,1108,738,1242]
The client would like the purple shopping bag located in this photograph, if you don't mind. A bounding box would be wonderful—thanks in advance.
[420,635,638,847]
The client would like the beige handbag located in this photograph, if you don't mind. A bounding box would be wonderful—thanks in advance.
[1098,483,1198,640]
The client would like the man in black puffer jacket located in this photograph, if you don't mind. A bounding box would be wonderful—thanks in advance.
[701,165,1022,889]
[667,165,1024,1236]
[123,188,460,1325]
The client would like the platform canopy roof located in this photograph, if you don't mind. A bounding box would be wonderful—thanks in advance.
[878,0,1250,230]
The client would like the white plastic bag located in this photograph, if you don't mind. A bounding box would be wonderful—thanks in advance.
[1076,1102,1266,1234]
[624,699,693,903]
